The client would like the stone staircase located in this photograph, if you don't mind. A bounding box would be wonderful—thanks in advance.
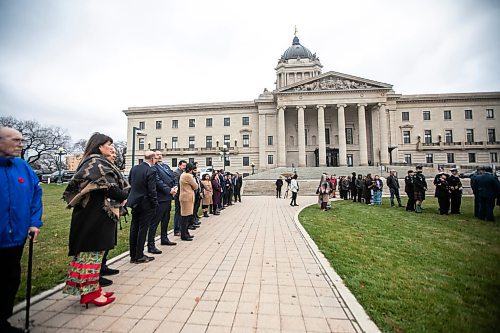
[241,166,472,196]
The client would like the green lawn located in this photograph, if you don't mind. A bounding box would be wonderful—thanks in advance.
[16,184,171,303]
[299,197,500,333]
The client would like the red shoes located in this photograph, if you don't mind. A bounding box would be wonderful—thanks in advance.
[83,296,115,309]
[80,291,116,308]
[104,292,114,297]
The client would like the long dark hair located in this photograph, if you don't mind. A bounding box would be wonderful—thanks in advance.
[81,132,113,162]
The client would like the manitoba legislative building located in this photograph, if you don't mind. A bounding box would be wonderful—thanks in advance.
[124,36,500,175]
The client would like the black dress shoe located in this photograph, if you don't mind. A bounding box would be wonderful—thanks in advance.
[99,276,113,287]
[130,258,136,263]
[188,226,198,230]
[148,248,162,254]
[161,240,177,246]
[181,237,193,241]
[194,220,201,225]
[101,267,120,276]
[135,255,155,264]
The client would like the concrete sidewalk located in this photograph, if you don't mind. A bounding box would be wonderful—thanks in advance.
[9,196,379,333]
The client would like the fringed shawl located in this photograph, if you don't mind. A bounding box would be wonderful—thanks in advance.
[63,154,130,223]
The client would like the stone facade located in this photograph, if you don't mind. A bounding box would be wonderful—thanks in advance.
[124,36,500,175]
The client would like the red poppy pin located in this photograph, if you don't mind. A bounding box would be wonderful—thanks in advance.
[18,177,25,183]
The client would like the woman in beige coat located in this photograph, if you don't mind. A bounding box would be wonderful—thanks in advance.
[179,163,198,241]
[201,174,213,218]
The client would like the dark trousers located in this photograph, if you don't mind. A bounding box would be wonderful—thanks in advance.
[473,194,480,218]
[405,192,415,211]
[180,215,192,239]
[290,192,298,205]
[101,250,109,269]
[478,197,496,221]
[438,195,450,214]
[194,196,201,218]
[450,191,462,214]
[356,189,362,202]
[0,245,24,329]
[390,188,402,206]
[148,200,172,248]
[276,187,282,198]
[351,188,357,202]
[130,206,156,260]
[234,189,241,202]
[174,196,181,233]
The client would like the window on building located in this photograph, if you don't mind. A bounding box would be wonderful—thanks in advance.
[206,118,212,127]
[206,136,212,148]
[224,117,230,126]
[445,130,453,143]
[189,119,195,128]
[465,109,473,120]
[206,157,212,166]
[138,138,145,150]
[444,110,451,120]
[491,152,498,163]
[224,135,230,147]
[155,120,162,129]
[189,136,195,149]
[268,136,273,146]
[189,158,195,164]
[224,158,230,167]
[403,131,411,144]
[347,154,353,167]
[447,153,455,163]
[488,128,496,143]
[242,116,249,125]
[172,137,178,149]
[404,154,412,164]
[346,128,353,144]
[424,130,432,144]
[138,158,144,164]
[486,109,495,119]
[243,157,250,166]
[242,134,250,147]
[172,120,178,128]
[267,155,274,165]
[155,138,162,150]
[426,153,433,163]
[423,111,431,121]
[325,128,330,145]
[171,158,177,166]
[468,153,476,163]
[402,112,409,121]
[466,129,474,143]
[139,121,145,130]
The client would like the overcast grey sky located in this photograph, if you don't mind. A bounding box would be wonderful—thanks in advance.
[1,0,499,142]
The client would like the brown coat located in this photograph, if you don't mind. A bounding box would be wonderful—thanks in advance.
[179,172,198,216]
[201,179,213,205]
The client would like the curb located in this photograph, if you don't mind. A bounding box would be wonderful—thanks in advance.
[292,202,381,333]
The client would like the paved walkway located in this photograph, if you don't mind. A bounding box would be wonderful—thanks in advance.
[10,196,379,333]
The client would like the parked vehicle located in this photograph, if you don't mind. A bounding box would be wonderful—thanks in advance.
[41,170,75,183]
[459,170,476,178]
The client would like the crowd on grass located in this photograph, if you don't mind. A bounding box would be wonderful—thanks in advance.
[0,128,244,332]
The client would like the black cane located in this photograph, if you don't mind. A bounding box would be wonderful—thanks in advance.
[25,231,35,333]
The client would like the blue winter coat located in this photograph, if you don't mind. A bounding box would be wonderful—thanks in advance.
[0,156,43,248]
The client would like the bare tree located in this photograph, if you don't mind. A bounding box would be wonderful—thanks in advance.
[114,140,127,170]
[0,116,72,165]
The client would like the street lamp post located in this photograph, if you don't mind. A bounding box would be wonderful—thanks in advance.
[56,147,65,184]
[219,144,229,172]
[131,126,142,168]
[251,163,255,175]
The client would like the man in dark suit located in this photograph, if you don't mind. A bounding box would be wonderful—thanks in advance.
[128,151,158,264]
[147,151,177,253]
[475,166,500,221]
[173,160,187,236]
[233,172,242,202]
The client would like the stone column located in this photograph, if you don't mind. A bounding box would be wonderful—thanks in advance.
[277,107,286,167]
[297,105,306,167]
[317,105,327,167]
[259,113,266,170]
[337,104,347,166]
[378,103,389,165]
[357,103,369,166]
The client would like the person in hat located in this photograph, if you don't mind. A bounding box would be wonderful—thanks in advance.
[404,170,415,211]
[448,168,463,214]
[471,166,485,218]
[475,166,500,221]
[413,165,427,213]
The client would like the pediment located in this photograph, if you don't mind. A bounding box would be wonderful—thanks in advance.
[278,71,393,93]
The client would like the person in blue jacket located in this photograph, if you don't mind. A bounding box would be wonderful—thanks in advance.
[0,127,42,333]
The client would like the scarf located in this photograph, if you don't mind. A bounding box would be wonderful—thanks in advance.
[63,154,130,223]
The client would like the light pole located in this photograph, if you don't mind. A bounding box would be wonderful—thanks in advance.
[220,144,229,172]
[131,126,142,168]
[251,163,255,175]
[56,147,65,184]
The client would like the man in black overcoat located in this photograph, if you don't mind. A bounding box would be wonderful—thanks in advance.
[128,151,158,263]
[475,166,500,221]
[404,170,415,211]
[448,168,463,214]
[147,150,177,253]
[233,172,242,202]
